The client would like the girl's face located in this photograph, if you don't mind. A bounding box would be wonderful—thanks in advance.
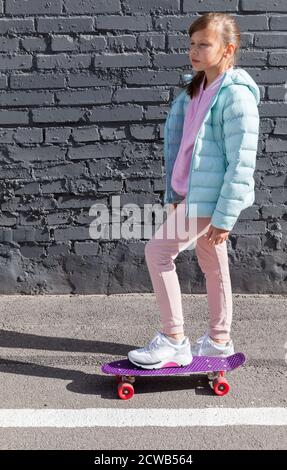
[189,27,233,73]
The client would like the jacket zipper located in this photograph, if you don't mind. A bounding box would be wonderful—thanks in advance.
[185,75,228,218]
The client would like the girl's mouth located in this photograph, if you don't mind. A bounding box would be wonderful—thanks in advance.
[192,59,200,63]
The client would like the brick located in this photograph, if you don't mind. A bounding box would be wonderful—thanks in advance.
[69,178,98,193]
[0,110,29,125]
[0,19,35,34]
[154,15,202,32]
[51,36,78,52]
[74,241,100,255]
[45,128,71,143]
[0,37,19,52]
[0,76,7,88]
[98,179,122,192]
[68,73,110,87]
[235,15,268,31]
[145,106,169,120]
[185,0,238,10]
[41,180,68,194]
[6,0,61,15]
[125,70,179,85]
[47,243,71,256]
[259,103,287,117]
[261,205,286,219]
[238,50,267,66]
[270,188,287,203]
[232,221,266,235]
[78,35,107,52]
[241,0,287,11]
[270,16,287,30]
[0,128,43,144]
[87,105,143,122]
[56,196,102,209]
[0,229,12,243]
[0,214,17,226]
[130,124,157,140]
[0,54,32,70]
[54,226,91,241]
[72,126,100,142]
[274,119,287,134]
[21,37,47,52]
[108,35,138,51]
[269,52,287,66]
[34,163,87,179]
[55,88,111,105]
[12,228,50,242]
[93,53,150,68]
[32,107,85,123]
[246,68,287,84]
[47,212,71,225]
[15,182,40,195]
[10,146,66,163]
[254,33,287,48]
[99,127,125,140]
[126,179,152,192]
[0,90,54,107]
[127,0,180,13]
[264,174,286,187]
[19,213,45,227]
[267,86,287,101]
[20,246,45,258]
[37,17,94,34]
[153,53,190,67]
[95,15,151,31]
[113,87,169,103]
[64,0,120,14]
[0,167,30,179]
[37,54,91,70]
[68,142,122,160]
[10,73,66,89]
[266,138,287,152]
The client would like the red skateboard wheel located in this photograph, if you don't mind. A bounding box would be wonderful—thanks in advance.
[118,382,134,400]
[213,377,230,396]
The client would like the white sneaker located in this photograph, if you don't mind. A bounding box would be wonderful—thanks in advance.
[191,333,235,357]
[128,331,193,369]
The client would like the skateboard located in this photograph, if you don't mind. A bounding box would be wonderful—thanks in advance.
[101,352,245,400]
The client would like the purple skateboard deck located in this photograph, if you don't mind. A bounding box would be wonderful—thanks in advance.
[102,353,245,398]
[101,352,245,376]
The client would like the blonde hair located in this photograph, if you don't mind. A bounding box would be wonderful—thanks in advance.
[182,12,241,99]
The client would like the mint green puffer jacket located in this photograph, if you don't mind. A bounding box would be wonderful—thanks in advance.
[163,67,260,232]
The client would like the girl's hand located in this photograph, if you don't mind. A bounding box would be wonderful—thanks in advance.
[204,224,230,246]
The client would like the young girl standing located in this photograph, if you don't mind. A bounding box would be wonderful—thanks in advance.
[128,13,260,369]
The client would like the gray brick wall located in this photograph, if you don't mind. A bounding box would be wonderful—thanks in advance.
[0,0,286,294]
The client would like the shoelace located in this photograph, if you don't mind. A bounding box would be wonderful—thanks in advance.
[198,335,212,355]
[143,334,164,352]
[196,332,208,344]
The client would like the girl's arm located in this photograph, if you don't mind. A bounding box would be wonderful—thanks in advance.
[210,86,260,232]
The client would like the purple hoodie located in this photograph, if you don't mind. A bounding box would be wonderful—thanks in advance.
[171,67,234,197]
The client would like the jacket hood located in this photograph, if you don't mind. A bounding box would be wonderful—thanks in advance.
[182,67,260,105]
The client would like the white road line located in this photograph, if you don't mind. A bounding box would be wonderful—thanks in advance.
[0,408,286,427]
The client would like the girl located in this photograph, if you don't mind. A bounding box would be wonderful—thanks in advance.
[128,13,260,369]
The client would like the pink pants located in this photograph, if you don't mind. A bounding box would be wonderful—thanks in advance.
[144,197,233,341]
